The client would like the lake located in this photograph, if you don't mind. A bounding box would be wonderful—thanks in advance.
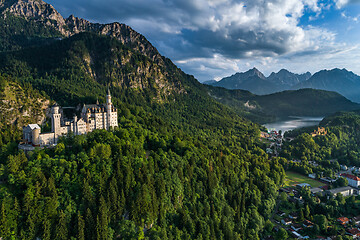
[263,116,324,133]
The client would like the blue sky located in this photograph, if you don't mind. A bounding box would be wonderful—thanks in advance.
[46,0,360,82]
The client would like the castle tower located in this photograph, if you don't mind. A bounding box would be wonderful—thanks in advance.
[106,88,112,130]
[51,103,61,136]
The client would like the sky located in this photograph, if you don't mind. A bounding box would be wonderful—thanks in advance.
[46,0,360,82]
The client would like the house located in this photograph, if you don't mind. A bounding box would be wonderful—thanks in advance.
[303,220,314,228]
[308,173,316,179]
[277,211,286,217]
[341,165,348,171]
[289,212,299,220]
[327,186,356,197]
[337,217,350,225]
[291,223,303,231]
[340,173,360,188]
[320,177,337,184]
[290,231,302,239]
[281,218,292,225]
[311,187,324,195]
[353,216,360,226]
[347,228,360,238]
[297,183,311,189]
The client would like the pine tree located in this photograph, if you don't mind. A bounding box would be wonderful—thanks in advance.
[96,196,109,240]
[42,218,51,240]
[77,211,85,240]
[85,208,95,240]
[55,210,68,240]
[0,202,9,238]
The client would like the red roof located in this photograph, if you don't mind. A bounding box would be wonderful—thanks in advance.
[337,217,349,224]
[347,228,360,235]
[340,173,360,181]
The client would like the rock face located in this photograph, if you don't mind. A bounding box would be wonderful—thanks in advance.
[0,0,189,99]
[210,68,282,95]
[207,68,312,95]
[0,0,163,65]
[268,69,311,87]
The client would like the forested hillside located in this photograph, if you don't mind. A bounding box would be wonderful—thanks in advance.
[204,86,360,122]
[0,1,288,239]
[281,110,360,177]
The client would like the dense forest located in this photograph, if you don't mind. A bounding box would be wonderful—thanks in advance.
[0,92,286,239]
[0,12,288,240]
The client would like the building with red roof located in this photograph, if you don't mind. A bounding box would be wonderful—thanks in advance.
[347,228,360,238]
[340,173,360,188]
[337,217,350,225]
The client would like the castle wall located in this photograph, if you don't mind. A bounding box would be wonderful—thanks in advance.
[110,112,118,127]
[39,133,55,146]
[76,119,87,135]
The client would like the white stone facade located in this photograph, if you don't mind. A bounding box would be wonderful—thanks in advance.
[23,90,118,146]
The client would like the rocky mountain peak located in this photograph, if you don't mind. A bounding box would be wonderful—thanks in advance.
[245,67,266,79]
[0,0,163,64]
[2,0,68,35]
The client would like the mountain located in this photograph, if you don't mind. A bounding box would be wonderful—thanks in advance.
[0,0,164,65]
[204,85,360,121]
[210,67,284,94]
[209,68,311,95]
[252,88,360,117]
[294,68,360,103]
[202,79,217,85]
[267,69,311,87]
[0,32,188,104]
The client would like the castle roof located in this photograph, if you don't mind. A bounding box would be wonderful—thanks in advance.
[83,104,110,113]
[26,124,41,130]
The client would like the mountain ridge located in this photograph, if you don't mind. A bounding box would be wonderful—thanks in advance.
[293,68,360,102]
[0,0,164,65]
[208,68,312,95]
[207,67,360,103]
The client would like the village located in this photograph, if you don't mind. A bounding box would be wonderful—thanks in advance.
[261,128,360,239]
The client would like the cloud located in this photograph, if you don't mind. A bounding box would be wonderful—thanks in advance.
[334,0,360,8]
[46,0,360,81]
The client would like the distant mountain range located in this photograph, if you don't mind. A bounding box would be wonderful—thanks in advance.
[205,68,360,102]
[205,68,311,95]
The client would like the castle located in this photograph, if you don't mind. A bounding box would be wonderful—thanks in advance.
[22,90,118,147]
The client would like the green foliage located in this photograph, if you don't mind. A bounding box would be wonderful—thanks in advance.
[0,14,62,52]
[0,121,284,239]
[204,85,360,123]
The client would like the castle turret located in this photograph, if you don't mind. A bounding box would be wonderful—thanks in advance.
[32,127,41,146]
[51,103,61,136]
[106,88,112,130]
